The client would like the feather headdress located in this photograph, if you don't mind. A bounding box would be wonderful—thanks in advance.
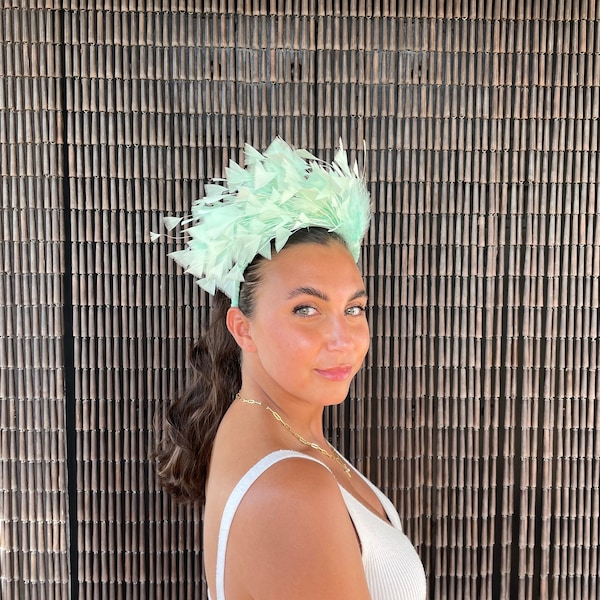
[153,137,371,306]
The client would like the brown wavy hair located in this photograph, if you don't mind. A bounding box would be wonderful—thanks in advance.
[154,228,346,502]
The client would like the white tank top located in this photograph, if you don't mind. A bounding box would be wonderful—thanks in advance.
[209,449,427,600]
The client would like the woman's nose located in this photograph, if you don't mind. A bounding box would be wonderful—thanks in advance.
[326,316,353,350]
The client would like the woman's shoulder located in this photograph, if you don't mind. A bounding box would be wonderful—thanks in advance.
[211,447,339,512]
[226,451,371,599]
[239,448,338,500]
[244,449,332,484]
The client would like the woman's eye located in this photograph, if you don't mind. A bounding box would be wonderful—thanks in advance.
[294,305,318,317]
[346,305,367,316]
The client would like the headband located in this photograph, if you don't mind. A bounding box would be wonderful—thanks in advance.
[153,137,371,306]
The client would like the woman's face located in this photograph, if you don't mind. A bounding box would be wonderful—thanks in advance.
[241,240,370,409]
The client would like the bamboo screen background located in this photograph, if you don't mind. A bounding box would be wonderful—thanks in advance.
[2,2,600,599]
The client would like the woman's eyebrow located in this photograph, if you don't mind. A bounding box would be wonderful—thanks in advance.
[349,289,368,302]
[287,286,328,300]
[287,287,368,302]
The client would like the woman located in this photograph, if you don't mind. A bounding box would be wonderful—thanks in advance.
[154,138,427,599]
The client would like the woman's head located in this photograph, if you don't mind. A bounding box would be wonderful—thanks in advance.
[227,228,370,408]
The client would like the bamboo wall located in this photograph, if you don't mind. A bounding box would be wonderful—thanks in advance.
[2,2,599,599]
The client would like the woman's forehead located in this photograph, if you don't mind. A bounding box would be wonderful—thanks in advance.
[257,241,365,294]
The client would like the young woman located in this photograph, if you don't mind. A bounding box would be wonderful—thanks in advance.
[154,139,427,599]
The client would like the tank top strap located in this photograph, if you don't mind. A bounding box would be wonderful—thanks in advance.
[214,449,326,600]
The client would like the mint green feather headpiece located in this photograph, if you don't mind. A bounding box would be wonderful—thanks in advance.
[153,137,371,306]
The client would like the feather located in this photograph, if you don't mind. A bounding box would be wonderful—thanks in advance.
[162,216,182,231]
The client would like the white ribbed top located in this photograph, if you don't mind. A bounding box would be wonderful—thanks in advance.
[209,449,427,600]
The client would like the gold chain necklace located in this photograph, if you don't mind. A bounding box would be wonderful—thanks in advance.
[236,394,351,478]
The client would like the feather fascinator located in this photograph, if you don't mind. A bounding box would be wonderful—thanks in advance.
[153,137,371,306]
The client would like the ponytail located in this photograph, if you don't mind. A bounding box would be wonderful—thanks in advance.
[154,291,240,503]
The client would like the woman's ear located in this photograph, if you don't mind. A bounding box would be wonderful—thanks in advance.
[226,307,257,352]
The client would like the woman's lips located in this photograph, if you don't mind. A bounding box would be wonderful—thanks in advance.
[315,366,353,381]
